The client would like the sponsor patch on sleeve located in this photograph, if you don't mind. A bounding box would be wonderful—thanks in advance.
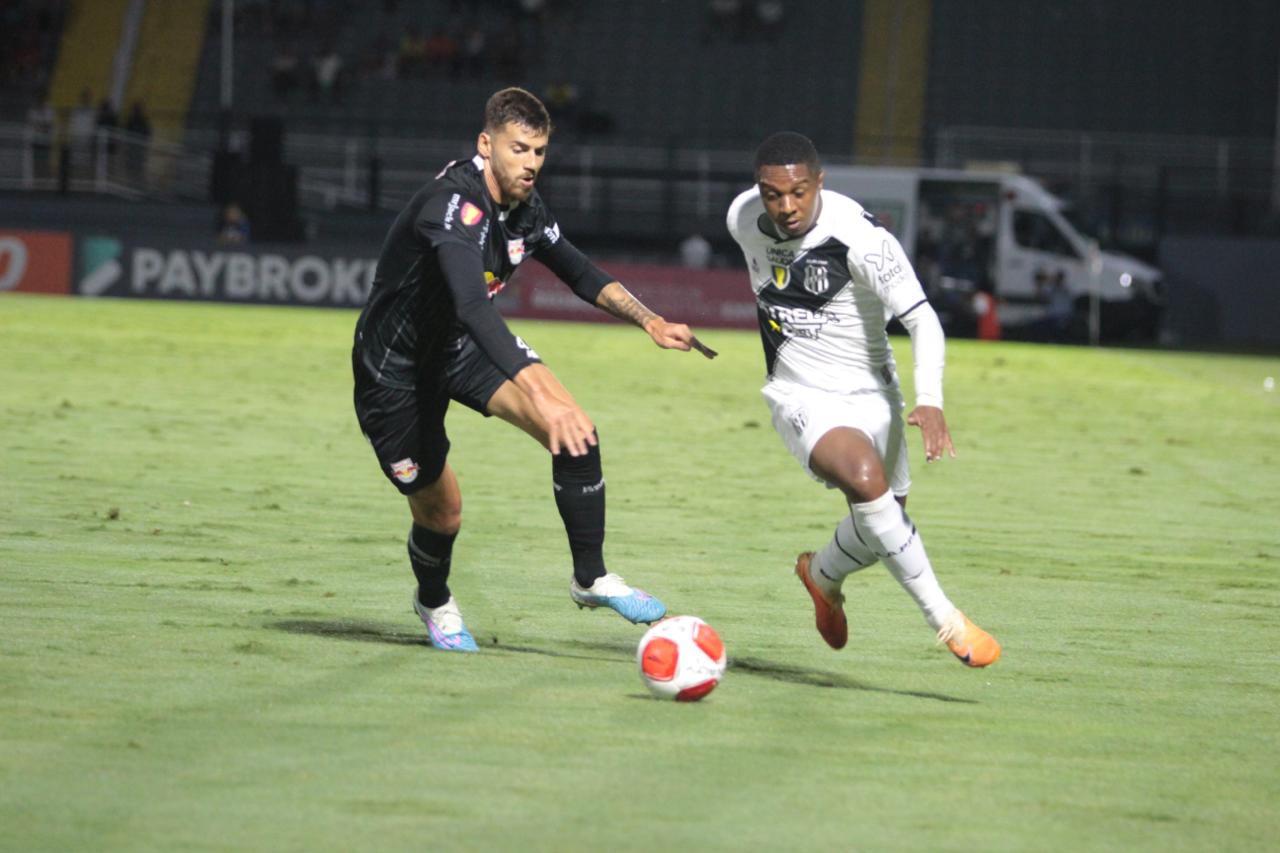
[460,202,484,226]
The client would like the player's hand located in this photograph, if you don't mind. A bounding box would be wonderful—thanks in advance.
[644,317,718,359]
[514,363,597,457]
[536,394,597,457]
[907,405,955,463]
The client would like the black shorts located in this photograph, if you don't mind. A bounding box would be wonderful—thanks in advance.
[352,334,539,495]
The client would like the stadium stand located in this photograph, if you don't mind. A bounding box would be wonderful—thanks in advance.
[186,0,862,151]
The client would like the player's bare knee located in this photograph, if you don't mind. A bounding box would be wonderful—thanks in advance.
[836,461,888,504]
[407,491,462,534]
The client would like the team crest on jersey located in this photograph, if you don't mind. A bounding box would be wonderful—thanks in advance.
[771,264,791,289]
[461,202,484,226]
[390,457,419,484]
[802,259,830,294]
[507,238,526,264]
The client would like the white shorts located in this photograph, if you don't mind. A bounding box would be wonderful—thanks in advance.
[761,377,911,496]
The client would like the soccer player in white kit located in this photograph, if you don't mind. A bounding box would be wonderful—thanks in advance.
[726,132,1000,667]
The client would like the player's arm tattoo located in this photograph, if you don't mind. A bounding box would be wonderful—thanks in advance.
[595,282,659,330]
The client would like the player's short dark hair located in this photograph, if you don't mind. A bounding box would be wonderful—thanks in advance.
[754,131,821,177]
[484,87,552,135]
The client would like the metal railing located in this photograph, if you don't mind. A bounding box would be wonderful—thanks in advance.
[936,126,1274,201]
[4,119,1274,249]
[0,122,211,201]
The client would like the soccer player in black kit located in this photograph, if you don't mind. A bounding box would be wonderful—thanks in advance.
[353,88,714,651]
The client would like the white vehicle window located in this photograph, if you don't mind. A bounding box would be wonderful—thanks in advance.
[1013,210,1079,259]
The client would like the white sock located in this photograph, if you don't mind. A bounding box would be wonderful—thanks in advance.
[813,514,879,593]
[851,491,957,631]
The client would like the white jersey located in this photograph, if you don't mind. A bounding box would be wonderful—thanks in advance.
[726,187,936,399]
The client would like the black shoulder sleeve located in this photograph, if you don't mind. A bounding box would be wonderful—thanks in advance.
[436,242,535,379]
[416,189,490,251]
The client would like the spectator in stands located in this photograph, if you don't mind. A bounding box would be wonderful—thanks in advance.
[457,22,486,77]
[272,43,302,98]
[312,44,345,102]
[493,21,524,80]
[94,98,118,168]
[679,233,713,269]
[542,81,580,128]
[217,203,251,245]
[397,24,427,78]
[702,0,744,43]
[1048,276,1074,342]
[423,27,459,76]
[754,0,785,41]
[515,0,548,48]
[124,101,151,184]
[26,100,55,179]
[68,88,96,165]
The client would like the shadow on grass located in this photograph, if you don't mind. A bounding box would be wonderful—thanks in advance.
[269,619,976,704]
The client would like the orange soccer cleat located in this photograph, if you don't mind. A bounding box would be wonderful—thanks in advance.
[937,610,1001,667]
[794,552,848,650]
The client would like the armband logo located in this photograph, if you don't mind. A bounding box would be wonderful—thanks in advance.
[543,222,561,245]
[461,202,484,226]
[866,239,903,285]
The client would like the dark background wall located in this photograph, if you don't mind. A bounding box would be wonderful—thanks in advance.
[927,0,1279,138]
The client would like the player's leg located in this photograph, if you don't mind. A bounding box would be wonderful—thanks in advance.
[809,425,959,632]
[483,378,666,624]
[352,368,476,651]
[812,420,999,667]
[763,382,878,648]
[404,463,478,651]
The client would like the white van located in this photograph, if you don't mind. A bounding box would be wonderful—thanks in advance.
[820,166,1165,340]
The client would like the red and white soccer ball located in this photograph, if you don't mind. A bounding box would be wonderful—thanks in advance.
[636,615,726,701]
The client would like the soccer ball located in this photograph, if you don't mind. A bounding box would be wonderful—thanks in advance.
[636,615,726,701]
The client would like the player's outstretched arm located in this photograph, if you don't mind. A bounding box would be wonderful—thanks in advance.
[898,300,955,463]
[595,282,718,359]
[512,362,597,457]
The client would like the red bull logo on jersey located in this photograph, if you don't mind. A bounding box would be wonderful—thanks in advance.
[507,238,525,265]
[461,203,484,226]
[390,457,420,484]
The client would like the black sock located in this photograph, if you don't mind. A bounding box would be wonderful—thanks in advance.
[552,436,607,588]
[409,524,456,608]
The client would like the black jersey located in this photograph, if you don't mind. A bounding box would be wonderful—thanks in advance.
[354,154,605,390]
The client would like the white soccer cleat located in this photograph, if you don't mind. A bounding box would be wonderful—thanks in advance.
[570,572,667,624]
[413,593,479,652]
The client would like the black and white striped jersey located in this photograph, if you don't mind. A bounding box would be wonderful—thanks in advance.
[727,187,935,398]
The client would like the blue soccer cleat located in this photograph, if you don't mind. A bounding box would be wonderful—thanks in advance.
[413,593,479,652]
[570,572,667,624]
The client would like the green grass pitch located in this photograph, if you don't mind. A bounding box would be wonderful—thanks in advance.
[2,294,1278,851]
